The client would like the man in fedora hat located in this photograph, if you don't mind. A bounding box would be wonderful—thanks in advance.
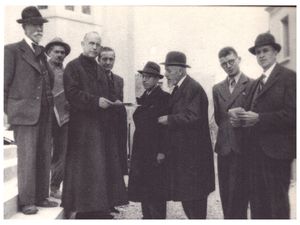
[97,46,128,214]
[213,47,253,219]
[4,6,58,214]
[45,37,71,199]
[229,33,296,218]
[128,61,170,219]
[158,51,215,219]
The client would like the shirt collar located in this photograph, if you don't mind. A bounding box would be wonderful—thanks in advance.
[262,62,277,82]
[24,35,37,52]
[177,75,187,88]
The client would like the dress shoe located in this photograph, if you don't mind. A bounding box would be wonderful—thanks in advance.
[50,189,62,199]
[21,205,38,215]
[36,199,58,207]
[110,207,120,213]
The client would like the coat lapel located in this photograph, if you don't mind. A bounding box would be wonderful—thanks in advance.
[256,64,281,100]
[218,79,231,101]
[226,73,248,109]
[20,40,42,74]
[170,75,190,107]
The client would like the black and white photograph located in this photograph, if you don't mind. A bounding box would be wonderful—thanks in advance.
[1,0,297,220]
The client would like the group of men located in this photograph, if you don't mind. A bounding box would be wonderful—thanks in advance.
[4,6,296,219]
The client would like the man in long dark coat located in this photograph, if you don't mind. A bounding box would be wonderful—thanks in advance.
[231,33,296,219]
[128,61,170,219]
[158,51,215,219]
[61,31,128,219]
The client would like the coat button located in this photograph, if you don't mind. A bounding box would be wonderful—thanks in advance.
[36,97,40,100]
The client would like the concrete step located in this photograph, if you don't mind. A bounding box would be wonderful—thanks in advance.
[4,157,17,182]
[3,178,18,219]
[3,144,17,160]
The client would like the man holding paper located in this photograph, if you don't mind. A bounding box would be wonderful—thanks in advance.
[229,33,296,219]
[213,47,253,218]
[45,37,71,199]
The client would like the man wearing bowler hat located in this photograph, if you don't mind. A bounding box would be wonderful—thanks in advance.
[128,61,170,219]
[4,6,57,214]
[45,37,71,199]
[158,52,215,219]
[229,33,296,218]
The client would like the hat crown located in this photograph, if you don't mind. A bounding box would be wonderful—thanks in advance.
[143,61,161,74]
[45,37,71,55]
[22,6,43,20]
[255,33,276,46]
[166,51,187,65]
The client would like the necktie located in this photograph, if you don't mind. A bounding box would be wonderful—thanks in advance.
[258,74,266,93]
[229,78,236,93]
[171,85,178,97]
[32,43,42,56]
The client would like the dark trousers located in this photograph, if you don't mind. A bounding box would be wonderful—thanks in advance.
[249,143,292,219]
[181,196,208,219]
[141,201,166,219]
[51,116,68,190]
[218,153,249,219]
[13,104,52,206]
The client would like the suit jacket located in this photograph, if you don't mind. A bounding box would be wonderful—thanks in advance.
[213,73,253,155]
[244,64,296,160]
[110,72,128,175]
[167,75,215,201]
[4,39,54,125]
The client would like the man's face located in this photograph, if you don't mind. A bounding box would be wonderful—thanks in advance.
[24,23,43,43]
[99,51,115,72]
[48,45,66,65]
[164,66,183,87]
[81,33,101,58]
[255,45,277,71]
[219,52,241,77]
[141,73,159,90]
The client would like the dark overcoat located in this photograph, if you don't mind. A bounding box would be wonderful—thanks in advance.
[128,86,170,202]
[61,54,128,213]
[167,75,215,201]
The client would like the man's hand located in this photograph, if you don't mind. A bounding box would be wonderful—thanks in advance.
[156,153,165,164]
[99,97,112,109]
[228,107,245,127]
[158,115,168,125]
[237,111,259,127]
[229,117,242,127]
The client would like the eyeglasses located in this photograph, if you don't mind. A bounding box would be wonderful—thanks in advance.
[220,58,237,68]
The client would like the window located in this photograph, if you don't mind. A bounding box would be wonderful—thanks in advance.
[281,16,290,58]
[82,6,91,15]
[37,6,48,10]
[65,6,74,11]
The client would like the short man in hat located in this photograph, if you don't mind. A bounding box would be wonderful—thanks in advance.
[158,51,215,219]
[213,47,253,218]
[4,6,57,214]
[97,46,128,214]
[230,33,296,218]
[128,61,170,219]
[45,37,71,199]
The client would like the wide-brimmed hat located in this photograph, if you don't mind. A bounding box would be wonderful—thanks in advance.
[17,6,48,24]
[249,33,281,55]
[138,61,164,79]
[161,51,191,68]
[45,37,71,56]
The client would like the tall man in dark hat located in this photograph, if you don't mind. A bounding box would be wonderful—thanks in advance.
[4,6,58,215]
[128,61,170,219]
[62,31,128,219]
[45,37,71,199]
[213,47,253,218]
[230,33,296,218]
[158,51,215,219]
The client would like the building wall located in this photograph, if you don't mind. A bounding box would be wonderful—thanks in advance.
[266,7,296,70]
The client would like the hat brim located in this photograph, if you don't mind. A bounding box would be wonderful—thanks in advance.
[248,43,281,55]
[45,41,71,56]
[17,17,48,24]
[138,70,164,79]
[160,62,191,68]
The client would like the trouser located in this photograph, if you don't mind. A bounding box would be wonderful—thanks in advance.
[249,143,292,219]
[141,201,166,219]
[218,153,249,219]
[51,117,68,190]
[13,103,52,206]
[181,196,208,219]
